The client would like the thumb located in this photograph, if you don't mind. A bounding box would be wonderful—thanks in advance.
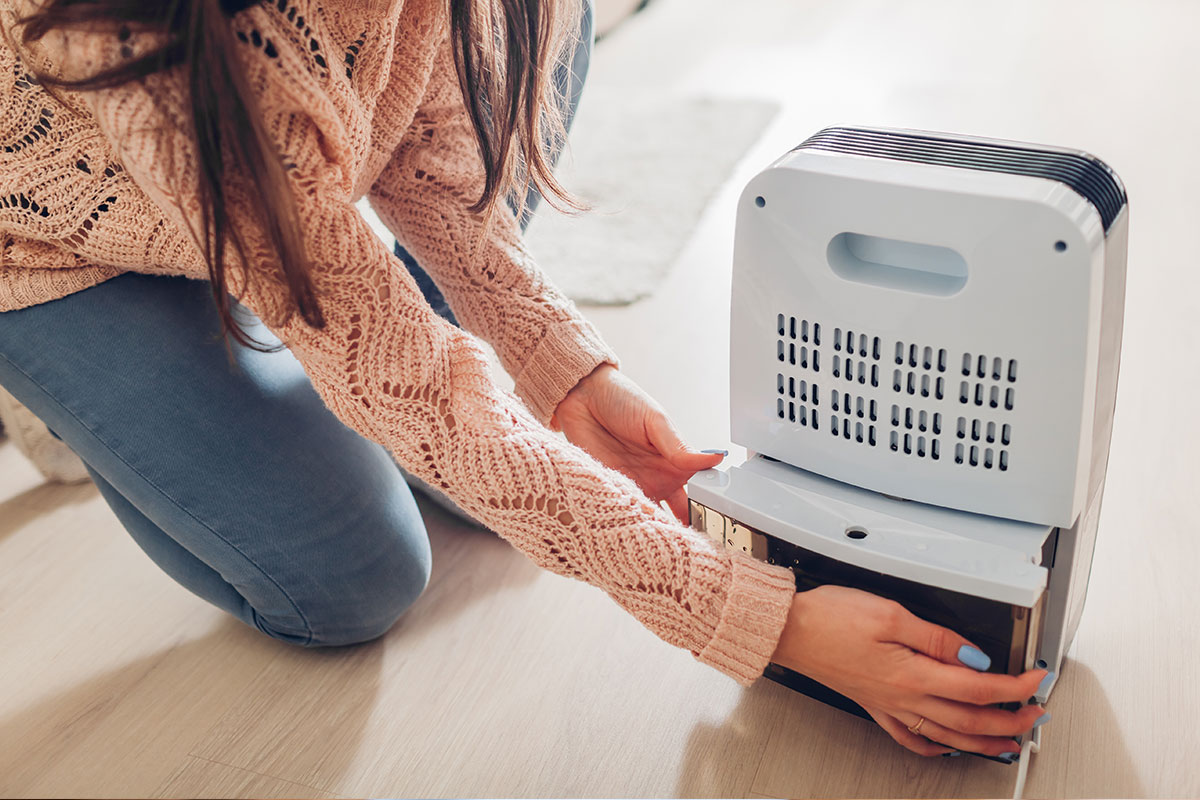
[893,609,993,671]
[645,412,725,471]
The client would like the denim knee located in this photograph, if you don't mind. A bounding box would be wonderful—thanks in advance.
[253,518,433,648]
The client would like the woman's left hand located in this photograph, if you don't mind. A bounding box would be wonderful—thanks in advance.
[551,364,724,523]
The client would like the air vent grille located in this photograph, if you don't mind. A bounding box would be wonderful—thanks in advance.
[775,314,1018,471]
[794,126,1128,232]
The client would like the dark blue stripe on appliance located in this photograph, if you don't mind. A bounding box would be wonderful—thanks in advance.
[796,127,1127,233]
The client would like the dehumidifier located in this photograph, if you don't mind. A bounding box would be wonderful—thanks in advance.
[687,126,1128,779]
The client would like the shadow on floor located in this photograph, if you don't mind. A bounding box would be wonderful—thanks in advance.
[0,625,368,798]
[0,478,97,544]
[0,489,535,798]
[676,658,1144,798]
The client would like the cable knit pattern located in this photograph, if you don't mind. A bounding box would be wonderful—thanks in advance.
[0,0,796,684]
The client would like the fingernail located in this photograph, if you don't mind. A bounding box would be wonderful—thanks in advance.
[957,644,991,671]
[700,449,729,456]
[1033,712,1051,729]
[1036,671,1056,697]
[998,752,1020,764]
[941,750,962,758]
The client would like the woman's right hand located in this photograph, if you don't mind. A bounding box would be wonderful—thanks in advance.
[771,584,1049,758]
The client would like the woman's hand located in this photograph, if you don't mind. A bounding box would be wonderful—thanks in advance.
[551,364,723,522]
[773,585,1050,758]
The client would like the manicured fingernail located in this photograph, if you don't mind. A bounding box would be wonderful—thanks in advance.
[957,645,991,671]
[1033,712,1051,729]
[700,449,729,456]
[941,750,962,758]
[998,752,1020,764]
[1036,671,1056,697]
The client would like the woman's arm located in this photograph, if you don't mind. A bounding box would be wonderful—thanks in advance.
[14,12,795,683]
[368,38,614,425]
[248,194,797,685]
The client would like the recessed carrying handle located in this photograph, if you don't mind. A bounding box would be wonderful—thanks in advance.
[827,232,968,296]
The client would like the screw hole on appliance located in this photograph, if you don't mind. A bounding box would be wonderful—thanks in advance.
[755,196,766,208]
[845,527,868,540]
[1054,240,1067,252]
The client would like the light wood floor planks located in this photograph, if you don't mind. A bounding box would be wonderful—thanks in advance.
[3,0,1199,796]
[154,758,343,799]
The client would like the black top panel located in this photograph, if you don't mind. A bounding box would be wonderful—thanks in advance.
[796,127,1128,233]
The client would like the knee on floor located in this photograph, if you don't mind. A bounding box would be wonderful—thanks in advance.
[254,523,433,648]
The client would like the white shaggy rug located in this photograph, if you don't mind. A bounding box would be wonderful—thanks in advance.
[525,91,780,305]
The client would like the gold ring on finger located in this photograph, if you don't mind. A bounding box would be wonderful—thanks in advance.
[907,716,927,736]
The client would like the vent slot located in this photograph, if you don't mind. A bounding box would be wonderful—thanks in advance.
[954,415,1010,470]
[773,314,1016,470]
[888,403,942,460]
[777,368,820,429]
[831,413,876,445]
[829,389,878,446]
[959,352,1018,411]
[892,339,947,401]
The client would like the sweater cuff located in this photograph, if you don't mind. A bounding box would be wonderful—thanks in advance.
[696,552,796,686]
[514,317,619,424]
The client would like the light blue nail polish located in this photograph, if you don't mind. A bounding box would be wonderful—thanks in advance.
[1033,712,1051,728]
[1036,671,1056,697]
[700,449,729,456]
[957,644,991,671]
[941,750,962,758]
[998,752,1019,764]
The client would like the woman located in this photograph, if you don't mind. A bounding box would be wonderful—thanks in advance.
[0,0,1048,761]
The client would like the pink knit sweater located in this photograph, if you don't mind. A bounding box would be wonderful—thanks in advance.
[0,0,795,683]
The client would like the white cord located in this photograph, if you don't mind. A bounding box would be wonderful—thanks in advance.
[1011,725,1042,800]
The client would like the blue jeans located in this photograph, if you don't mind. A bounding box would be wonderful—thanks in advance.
[0,4,593,647]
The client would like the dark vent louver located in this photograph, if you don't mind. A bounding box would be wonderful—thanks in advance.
[796,127,1127,232]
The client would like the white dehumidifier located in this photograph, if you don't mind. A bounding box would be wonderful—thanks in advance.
[688,126,1128,771]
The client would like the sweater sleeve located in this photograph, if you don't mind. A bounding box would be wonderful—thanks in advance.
[27,17,797,685]
[249,195,797,684]
[368,38,615,424]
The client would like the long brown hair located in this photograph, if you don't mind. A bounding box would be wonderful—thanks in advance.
[17,0,575,349]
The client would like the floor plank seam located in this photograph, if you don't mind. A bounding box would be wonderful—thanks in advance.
[180,753,345,798]
[745,698,777,799]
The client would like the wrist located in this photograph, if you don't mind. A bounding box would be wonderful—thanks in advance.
[572,362,617,393]
[771,589,811,666]
[551,363,617,429]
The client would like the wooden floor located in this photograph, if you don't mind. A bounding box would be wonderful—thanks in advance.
[3,0,1199,797]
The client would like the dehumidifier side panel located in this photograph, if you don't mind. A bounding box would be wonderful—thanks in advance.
[1087,207,1129,509]
[1037,207,1130,672]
